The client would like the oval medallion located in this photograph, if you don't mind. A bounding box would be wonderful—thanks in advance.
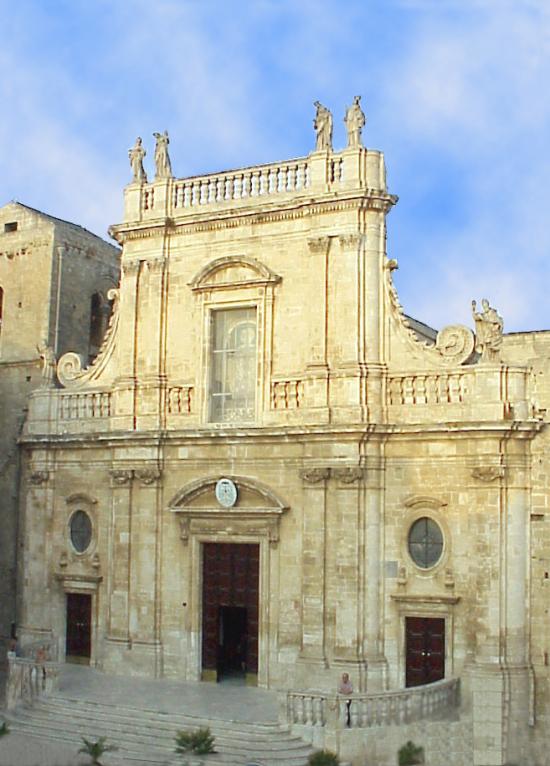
[215,478,238,508]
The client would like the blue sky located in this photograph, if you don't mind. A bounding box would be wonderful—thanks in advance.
[1,0,549,332]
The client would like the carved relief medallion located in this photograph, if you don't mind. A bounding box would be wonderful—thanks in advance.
[215,478,238,508]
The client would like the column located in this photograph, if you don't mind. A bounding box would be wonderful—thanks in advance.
[106,469,133,642]
[299,468,330,665]
[128,465,162,675]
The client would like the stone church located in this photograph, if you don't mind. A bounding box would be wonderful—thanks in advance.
[12,102,550,765]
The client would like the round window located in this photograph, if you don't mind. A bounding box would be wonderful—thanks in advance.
[70,510,92,553]
[408,517,443,569]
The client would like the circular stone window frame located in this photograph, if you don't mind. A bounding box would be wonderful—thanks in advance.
[402,496,449,577]
[65,494,97,558]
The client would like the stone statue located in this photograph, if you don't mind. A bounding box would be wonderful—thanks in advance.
[128,137,147,184]
[472,299,503,362]
[153,130,173,180]
[344,95,366,148]
[313,101,333,151]
[37,340,56,388]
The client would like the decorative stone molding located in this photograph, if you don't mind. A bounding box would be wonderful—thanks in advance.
[179,517,190,544]
[110,469,133,486]
[338,233,363,250]
[471,466,505,482]
[403,495,448,510]
[167,385,193,414]
[307,236,330,254]
[189,255,281,291]
[65,493,97,506]
[135,468,162,486]
[123,258,141,276]
[144,257,166,274]
[29,470,49,486]
[300,467,331,484]
[333,466,364,484]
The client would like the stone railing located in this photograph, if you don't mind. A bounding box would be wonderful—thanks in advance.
[59,390,112,420]
[122,147,392,224]
[167,385,194,415]
[172,157,311,211]
[285,678,459,730]
[5,653,60,710]
[272,378,304,409]
[387,371,471,406]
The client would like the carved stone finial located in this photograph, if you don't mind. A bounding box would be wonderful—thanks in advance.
[313,101,333,152]
[472,298,503,363]
[300,467,331,484]
[128,137,147,184]
[344,95,366,148]
[153,130,173,180]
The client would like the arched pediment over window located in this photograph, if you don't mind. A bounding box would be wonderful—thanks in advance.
[167,475,289,546]
[189,256,281,292]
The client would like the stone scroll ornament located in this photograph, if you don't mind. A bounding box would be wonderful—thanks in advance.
[435,325,475,366]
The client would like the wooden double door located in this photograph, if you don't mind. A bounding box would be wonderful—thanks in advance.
[405,616,445,687]
[202,543,259,681]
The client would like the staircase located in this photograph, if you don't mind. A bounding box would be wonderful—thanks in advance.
[5,694,314,765]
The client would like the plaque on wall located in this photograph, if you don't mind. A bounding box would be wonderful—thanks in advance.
[215,478,238,508]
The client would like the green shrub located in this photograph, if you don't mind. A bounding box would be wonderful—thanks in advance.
[78,736,118,766]
[0,721,9,738]
[307,749,340,766]
[175,726,216,756]
[398,740,424,766]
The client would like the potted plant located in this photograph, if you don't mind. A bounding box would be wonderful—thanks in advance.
[174,726,216,765]
[307,750,341,766]
[78,736,118,766]
[398,740,425,765]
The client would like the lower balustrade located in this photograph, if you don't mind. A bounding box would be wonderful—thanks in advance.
[5,654,60,710]
[286,678,459,729]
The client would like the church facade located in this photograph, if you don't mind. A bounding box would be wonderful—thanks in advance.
[17,108,550,766]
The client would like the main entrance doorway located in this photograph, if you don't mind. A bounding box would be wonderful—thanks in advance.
[66,593,92,664]
[202,543,259,683]
[405,616,445,687]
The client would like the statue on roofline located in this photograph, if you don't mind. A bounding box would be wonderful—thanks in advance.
[344,95,366,148]
[472,298,503,362]
[128,137,147,184]
[153,130,173,180]
[313,101,333,152]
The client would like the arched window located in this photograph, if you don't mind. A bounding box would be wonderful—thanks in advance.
[209,307,257,423]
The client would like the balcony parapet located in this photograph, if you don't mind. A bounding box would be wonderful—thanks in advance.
[5,650,60,711]
[284,677,459,731]
[120,147,392,226]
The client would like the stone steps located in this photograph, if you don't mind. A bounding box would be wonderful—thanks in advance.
[6,695,314,765]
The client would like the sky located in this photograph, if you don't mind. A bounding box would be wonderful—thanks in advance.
[1,0,549,332]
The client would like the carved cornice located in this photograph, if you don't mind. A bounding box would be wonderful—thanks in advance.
[471,466,505,483]
[113,193,397,242]
[29,470,49,486]
[300,467,331,484]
